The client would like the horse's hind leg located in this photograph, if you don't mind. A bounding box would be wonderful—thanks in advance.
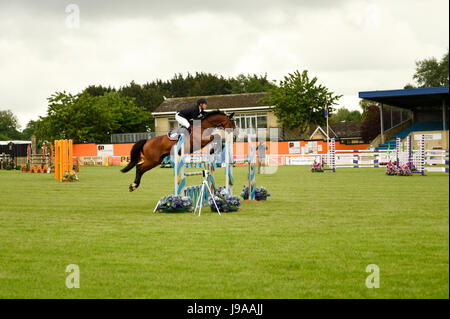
[129,159,159,192]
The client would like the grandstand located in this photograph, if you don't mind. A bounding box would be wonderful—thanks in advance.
[359,87,449,151]
[376,121,449,150]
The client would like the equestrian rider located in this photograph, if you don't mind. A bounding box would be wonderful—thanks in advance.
[175,98,208,133]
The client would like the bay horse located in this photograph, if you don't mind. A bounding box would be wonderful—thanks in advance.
[121,111,236,192]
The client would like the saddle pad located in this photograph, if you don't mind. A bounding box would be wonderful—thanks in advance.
[167,128,191,141]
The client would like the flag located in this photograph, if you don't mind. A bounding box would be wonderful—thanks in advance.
[324,96,328,118]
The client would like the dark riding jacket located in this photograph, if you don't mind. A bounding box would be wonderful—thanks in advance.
[177,105,206,121]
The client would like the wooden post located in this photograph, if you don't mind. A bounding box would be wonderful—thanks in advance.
[68,139,73,174]
[61,140,66,181]
[54,140,60,180]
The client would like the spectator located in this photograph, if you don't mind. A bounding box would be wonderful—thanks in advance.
[257,142,268,174]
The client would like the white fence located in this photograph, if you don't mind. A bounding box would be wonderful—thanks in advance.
[75,149,449,171]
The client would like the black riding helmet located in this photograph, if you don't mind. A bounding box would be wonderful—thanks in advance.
[197,98,207,106]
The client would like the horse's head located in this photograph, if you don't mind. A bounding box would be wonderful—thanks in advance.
[202,111,236,130]
[225,112,236,130]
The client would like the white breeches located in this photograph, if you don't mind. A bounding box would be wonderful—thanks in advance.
[175,113,190,128]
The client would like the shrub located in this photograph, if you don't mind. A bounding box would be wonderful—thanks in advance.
[397,164,413,176]
[155,195,193,213]
[209,186,241,212]
[62,171,79,182]
[311,160,324,172]
[240,185,271,201]
[385,161,398,175]
[385,161,413,176]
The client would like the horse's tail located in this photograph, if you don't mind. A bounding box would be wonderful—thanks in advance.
[121,139,147,173]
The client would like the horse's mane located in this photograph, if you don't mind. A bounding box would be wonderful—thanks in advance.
[203,110,227,119]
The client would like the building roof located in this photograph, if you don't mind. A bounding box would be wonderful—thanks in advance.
[358,86,449,109]
[309,126,338,139]
[311,121,363,139]
[152,92,270,114]
[330,121,363,138]
[0,140,31,145]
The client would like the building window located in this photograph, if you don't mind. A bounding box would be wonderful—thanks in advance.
[234,113,267,129]
[168,118,178,129]
[257,114,267,128]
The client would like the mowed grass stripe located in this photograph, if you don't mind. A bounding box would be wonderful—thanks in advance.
[0,165,448,298]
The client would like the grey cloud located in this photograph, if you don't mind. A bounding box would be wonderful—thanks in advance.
[2,0,347,18]
[0,0,448,128]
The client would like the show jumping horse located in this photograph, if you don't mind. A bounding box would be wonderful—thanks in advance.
[121,111,236,192]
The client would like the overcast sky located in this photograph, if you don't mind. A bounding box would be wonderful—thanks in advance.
[0,0,448,129]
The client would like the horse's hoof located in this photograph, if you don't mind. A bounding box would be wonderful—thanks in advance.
[129,183,137,192]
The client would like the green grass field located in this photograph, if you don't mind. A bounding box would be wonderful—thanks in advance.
[0,165,448,299]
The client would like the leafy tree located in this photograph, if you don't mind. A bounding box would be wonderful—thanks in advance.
[0,109,22,140]
[119,72,267,114]
[36,91,151,143]
[348,110,362,121]
[170,73,196,97]
[261,70,342,133]
[403,83,416,89]
[360,104,381,143]
[331,107,362,122]
[230,74,277,94]
[359,99,383,119]
[408,50,449,87]
[21,120,40,140]
[187,72,232,96]
[114,72,278,114]
[119,80,161,115]
[111,93,153,134]
[360,103,395,143]
[139,84,169,113]
[83,85,116,97]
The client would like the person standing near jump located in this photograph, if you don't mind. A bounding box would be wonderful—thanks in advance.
[175,98,208,134]
[257,141,268,174]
